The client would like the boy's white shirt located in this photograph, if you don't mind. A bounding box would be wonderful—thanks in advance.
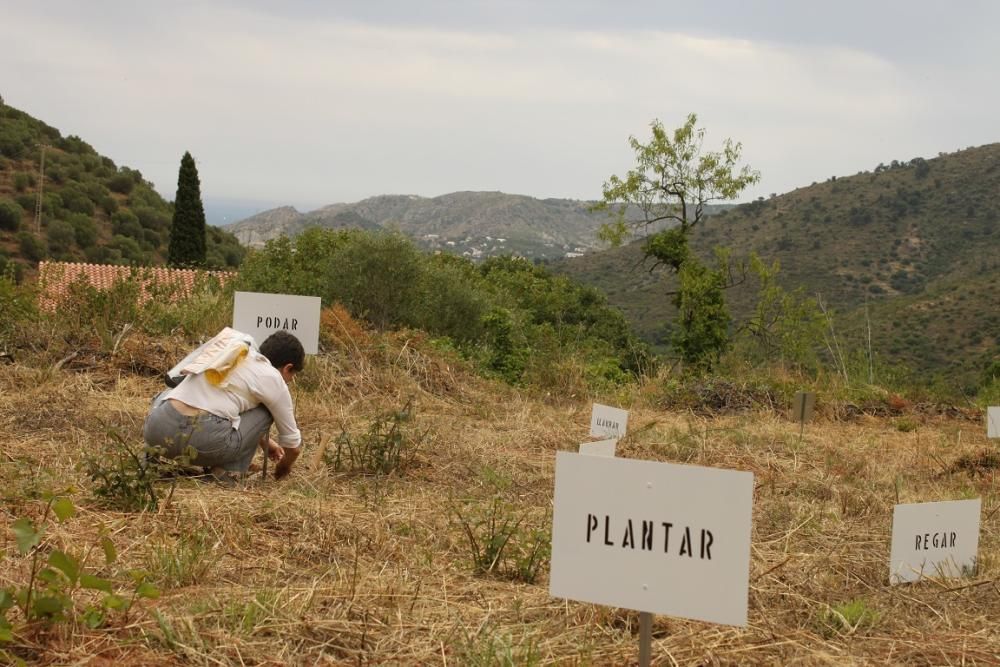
[167,346,302,449]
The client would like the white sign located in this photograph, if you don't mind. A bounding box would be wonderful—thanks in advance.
[590,403,629,439]
[550,452,754,627]
[889,499,981,584]
[579,438,617,458]
[233,291,321,354]
[988,407,1000,439]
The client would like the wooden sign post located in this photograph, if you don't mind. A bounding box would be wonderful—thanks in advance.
[792,391,816,441]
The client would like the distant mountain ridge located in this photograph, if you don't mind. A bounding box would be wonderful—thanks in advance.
[226,192,730,260]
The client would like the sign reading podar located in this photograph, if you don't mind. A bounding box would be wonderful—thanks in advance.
[550,452,754,626]
[889,499,981,584]
[233,291,321,355]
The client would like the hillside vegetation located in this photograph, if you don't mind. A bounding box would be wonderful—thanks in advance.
[0,101,244,276]
[554,146,1000,390]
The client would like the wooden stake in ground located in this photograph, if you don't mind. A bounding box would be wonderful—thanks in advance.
[638,611,652,667]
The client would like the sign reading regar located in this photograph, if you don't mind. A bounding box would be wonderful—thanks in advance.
[889,499,981,584]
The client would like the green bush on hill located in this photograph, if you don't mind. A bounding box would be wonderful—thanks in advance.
[0,198,22,231]
[237,227,653,389]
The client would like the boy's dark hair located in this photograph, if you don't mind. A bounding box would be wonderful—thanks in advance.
[259,331,305,372]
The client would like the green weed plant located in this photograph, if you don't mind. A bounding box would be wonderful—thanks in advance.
[1,494,159,660]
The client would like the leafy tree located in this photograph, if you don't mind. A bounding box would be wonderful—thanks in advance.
[17,231,46,263]
[167,151,206,267]
[595,113,759,368]
[47,219,76,255]
[0,198,22,231]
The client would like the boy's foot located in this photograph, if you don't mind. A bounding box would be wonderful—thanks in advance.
[209,467,243,487]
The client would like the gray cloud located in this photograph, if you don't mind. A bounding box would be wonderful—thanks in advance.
[1,1,997,211]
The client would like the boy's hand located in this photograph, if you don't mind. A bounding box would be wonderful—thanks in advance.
[273,446,300,480]
[266,438,284,462]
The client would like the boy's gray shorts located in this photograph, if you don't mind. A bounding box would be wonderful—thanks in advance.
[142,391,273,472]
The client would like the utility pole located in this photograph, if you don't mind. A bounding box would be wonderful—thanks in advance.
[34,144,46,233]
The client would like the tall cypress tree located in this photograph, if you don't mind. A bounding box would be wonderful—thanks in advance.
[168,151,207,267]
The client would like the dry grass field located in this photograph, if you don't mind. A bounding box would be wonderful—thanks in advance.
[1,321,998,666]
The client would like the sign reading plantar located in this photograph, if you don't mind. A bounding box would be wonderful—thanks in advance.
[590,403,629,439]
[233,291,321,354]
[988,407,999,438]
[889,499,981,584]
[550,452,754,626]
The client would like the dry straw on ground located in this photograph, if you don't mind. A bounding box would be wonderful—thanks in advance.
[1,319,998,665]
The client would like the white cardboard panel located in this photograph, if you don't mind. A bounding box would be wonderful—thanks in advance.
[889,499,981,584]
[550,452,754,626]
[988,407,999,439]
[579,438,617,457]
[233,291,321,354]
[590,403,629,439]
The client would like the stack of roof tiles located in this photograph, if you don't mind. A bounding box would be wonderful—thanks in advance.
[37,261,236,311]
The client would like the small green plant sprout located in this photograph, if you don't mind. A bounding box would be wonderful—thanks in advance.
[451,468,551,583]
[456,623,542,667]
[84,429,195,511]
[819,598,880,637]
[326,399,424,475]
[1,494,161,644]
[894,417,919,433]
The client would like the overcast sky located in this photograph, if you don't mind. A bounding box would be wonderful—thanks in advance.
[3,1,998,222]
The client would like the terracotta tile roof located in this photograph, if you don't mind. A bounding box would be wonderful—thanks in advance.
[37,261,236,311]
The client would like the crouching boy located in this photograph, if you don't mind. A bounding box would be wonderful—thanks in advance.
[143,330,304,481]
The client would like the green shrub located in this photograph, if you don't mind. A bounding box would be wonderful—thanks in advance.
[452,467,550,583]
[135,206,170,231]
[17,231,45,262]
[0,493,160,644]
[818,598,880,637]
[0,198,22,231]
[0,266,35,343]
[69,213,98,248]
[15,193,35,212]
[107,234,147,263]
[13,172,33,192]
[59,185,95,216]
[106,172,135,195]
[325,400,423,475]
[99,194,118,215]
[47,219,76,254]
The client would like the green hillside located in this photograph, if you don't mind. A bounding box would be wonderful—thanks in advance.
[553,145,1000,388]
[0,100,244,276]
